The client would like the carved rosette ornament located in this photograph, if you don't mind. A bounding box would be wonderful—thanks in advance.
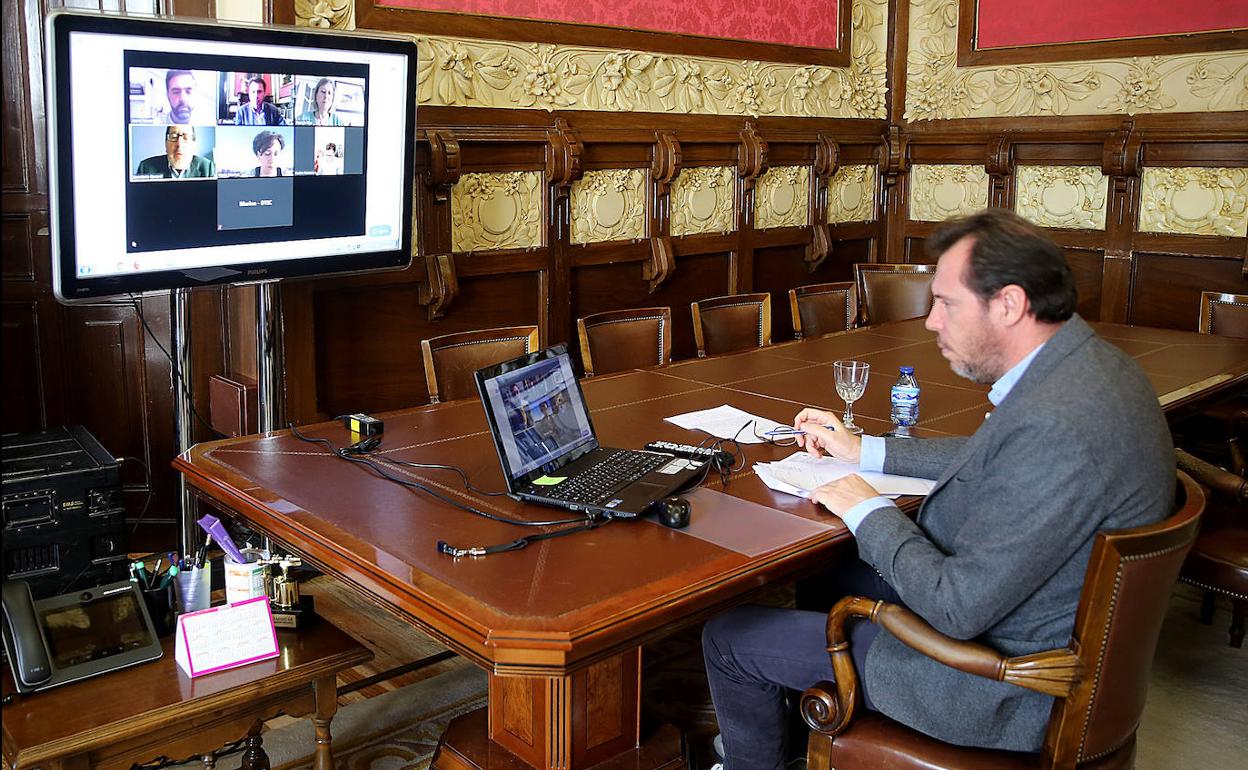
[293,0,355,30]
[755,166,812,230]
[671,166,736,237]
[1138,167,1248,237]
[449,172,544,253]
[827,165,878,224]
[909,165,989,222]
[569,169,648,244]
[1014,167,1109,231]
[905,0,1248,121]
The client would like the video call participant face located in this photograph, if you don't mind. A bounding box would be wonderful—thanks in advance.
[253,131,284,176]
[315,79,335,115]
[165,127,196,171]
[248,78,267,110]
[166,70,196,124]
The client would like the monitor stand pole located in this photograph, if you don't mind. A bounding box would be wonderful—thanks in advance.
[174,282,283,558]
[173,288,198,557]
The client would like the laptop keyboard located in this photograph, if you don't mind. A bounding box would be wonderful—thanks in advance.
[534,450,668,505]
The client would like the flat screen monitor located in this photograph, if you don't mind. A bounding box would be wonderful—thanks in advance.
[46,11,418,302]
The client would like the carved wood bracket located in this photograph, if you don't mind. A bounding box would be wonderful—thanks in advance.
[643,236,675,293]
[417,253,459,320]
[651,131,683,197]
[546,118,585,201]
[738,121,769,192]
[424,130,462,203]
[1102,119,1143,193]
[986,134,1015,204]
[807,134,840,273]
[879,125,908,186]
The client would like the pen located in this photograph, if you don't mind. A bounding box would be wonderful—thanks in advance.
[157,565,179,590]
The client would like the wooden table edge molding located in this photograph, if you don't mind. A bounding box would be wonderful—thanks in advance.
[2,623,372,770]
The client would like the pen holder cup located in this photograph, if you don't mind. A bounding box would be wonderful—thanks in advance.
[174,564,213,615]
[142,582,176,637]
[224,553,270,605]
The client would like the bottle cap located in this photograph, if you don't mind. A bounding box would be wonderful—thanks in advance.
[900,366,914,374]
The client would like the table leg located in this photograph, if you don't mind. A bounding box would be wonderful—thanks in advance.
[240,721,271,770]
[433,647,685,770]
[312,674,338,770]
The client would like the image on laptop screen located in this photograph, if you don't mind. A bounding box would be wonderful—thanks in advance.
[480,353,594,480]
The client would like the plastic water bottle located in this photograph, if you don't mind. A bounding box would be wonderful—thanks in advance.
[890,366,920,437]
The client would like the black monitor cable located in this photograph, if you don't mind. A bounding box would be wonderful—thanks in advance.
[287,424,596,530]
[131,296,217,437]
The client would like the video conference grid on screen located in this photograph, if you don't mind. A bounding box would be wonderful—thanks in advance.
[121,57,371,255]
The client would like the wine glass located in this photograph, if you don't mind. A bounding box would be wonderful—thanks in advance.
[833,360,869,435]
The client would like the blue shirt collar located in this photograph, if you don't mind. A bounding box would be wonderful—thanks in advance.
[987,342,1045,406]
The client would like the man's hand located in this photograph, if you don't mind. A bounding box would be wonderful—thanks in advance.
[809,474,880,516]
[793,408,862,463]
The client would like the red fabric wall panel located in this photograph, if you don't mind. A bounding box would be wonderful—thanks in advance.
[386,0,841,50]
[975,0,1247,49]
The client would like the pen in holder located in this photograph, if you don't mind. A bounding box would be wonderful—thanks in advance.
[174,563,213,614]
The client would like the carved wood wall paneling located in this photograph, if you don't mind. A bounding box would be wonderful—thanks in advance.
[753,239,871,339]
[1130,252,1248,331]
[1014,166,1109,231]
[1138,166,1248,237]
[310,272,542,416]
[1060,247,1108,321]
[570,252,733,364]
[1143,141,1248,167]
[907,0,1248,123]
[1,0,43,198]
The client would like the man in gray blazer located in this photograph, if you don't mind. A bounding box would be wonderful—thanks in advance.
[702,209,1174,769]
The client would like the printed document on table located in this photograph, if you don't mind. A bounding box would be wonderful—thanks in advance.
[664,404,788,444]
[755,452,936,498]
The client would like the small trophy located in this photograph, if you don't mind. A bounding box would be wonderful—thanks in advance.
[264,554,315,629]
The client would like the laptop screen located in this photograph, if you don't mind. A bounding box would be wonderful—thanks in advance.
[478,348,596,483]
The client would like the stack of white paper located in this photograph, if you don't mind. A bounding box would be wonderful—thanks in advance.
[665,404,790,444]
[754,452,936,499]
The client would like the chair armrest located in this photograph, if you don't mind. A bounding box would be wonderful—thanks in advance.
[1177,448,1247,503]
[800,596,1083,737]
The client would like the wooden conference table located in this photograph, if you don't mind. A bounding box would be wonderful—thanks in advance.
[174,318,1248,770]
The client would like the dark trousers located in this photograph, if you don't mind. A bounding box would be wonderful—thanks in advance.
[702,559,902,770]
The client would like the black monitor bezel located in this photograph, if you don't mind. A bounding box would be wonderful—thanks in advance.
[46,11,418,302]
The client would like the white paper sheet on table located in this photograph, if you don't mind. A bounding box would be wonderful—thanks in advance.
[664,404,789,444]
[754,452,936,498]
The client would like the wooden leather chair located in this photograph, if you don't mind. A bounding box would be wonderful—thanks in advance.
[802,471,1204,770]
[852,263,936,326]
[789,282,856,340]
[1178,449,1248,648]
[577,307,672,377]
[691,293,771,358]
[420,325,539,403]
[1199,291,1248,339]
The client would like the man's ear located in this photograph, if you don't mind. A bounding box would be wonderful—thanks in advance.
[996,284,1029,325]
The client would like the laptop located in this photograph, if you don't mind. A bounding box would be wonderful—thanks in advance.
[475,345,704,517]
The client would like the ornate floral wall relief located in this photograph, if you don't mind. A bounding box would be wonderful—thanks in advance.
[1139,167,1248,237]
[827,164,877,223]
[905,0,1248,120]
[290,0,888,118]
[569,169,647,244]
[450,172,544,252]
[671,166,737,237]
[1014,166,1108,230]
[754,166,811,230]
[909,164,989,222]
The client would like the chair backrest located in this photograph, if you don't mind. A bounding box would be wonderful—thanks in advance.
[852,263,936,326]
[577,307,672,377]
[420,325,540,404]
[691,293,772,358]
[1042,471,1204,768]
[1198,291,1248,339]
[790,282,856,340]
